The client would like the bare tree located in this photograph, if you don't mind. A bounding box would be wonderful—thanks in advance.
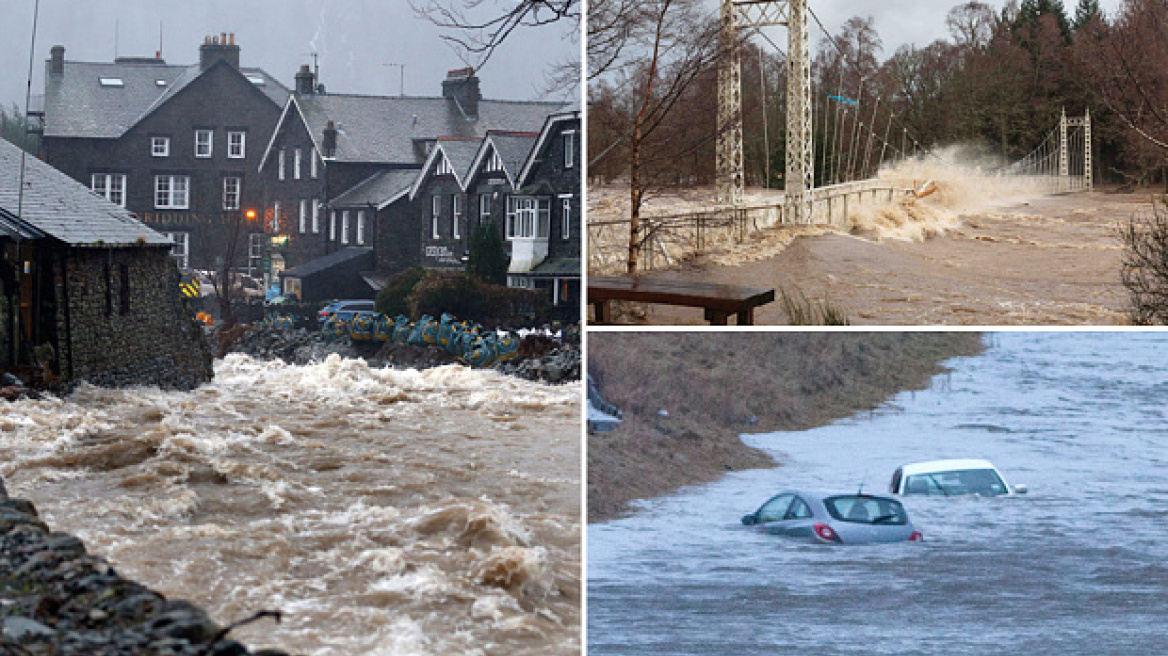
[412,0,580,69]
[1119,198,1168,323]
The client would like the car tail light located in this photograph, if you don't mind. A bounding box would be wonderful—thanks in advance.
[909,531,923,542]
[813,523,841,543]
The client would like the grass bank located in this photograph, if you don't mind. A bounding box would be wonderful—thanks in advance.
[587,332,985,522]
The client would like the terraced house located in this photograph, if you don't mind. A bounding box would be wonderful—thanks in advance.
[264,66,571,302]
[32,34,287,274]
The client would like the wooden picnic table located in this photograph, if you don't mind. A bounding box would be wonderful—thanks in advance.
[588,276,776,325]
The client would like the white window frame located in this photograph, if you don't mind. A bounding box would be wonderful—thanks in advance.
[329,210,337,242]
[310,150,318,178]
[356,210,366,245]
[154,175,190,209]
[299,199,308,234]
[164,232,190,270]
[222,176,241,210]
[436,154,452,176]
[278,149,286,180]
[294,148,302,180]
[341,210,350,245]
[273,201,281,233]
[248,233,263,274]
[431,195,441,239]
[152,136,170,157]
[91,173,127,207]
[486,149,503,172]
[560,195,572,240]
[228,131,246,159]
[563,130,575,168]
[311,198,320,233]
[505,196,550,240]
[195,129,213,158]
[452,195,463,239]
[479,194,491,223]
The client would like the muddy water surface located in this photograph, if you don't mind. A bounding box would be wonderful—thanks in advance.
[1,354,581,656]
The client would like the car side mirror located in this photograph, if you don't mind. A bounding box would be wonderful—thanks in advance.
[1013,484,1028,495]
[741,514,758,526]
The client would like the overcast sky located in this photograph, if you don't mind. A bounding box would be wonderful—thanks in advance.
[0,0,580,110]
[757,0,1127,60]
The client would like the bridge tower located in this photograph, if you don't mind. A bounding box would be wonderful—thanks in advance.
[717,0,814,224]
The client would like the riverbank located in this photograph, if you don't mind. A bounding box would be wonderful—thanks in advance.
[587,332,985,522]
[0,477,293,655]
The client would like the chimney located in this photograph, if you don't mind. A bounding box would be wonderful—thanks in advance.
[295,64,315,95]
[199,33,240,70]
[50,45,65,76]
[442,67,481,120]
[322,120,337,158]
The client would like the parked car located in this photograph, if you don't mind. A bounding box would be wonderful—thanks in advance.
[741,490,923,544]
[890,458,1026,497]
[317,300,377,324]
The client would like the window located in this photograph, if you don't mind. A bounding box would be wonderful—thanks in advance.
[152,136,170,157]
[329,211,336,242]
[824,496,907,525]
[91,173,126,207]
[755,494,794,523]
[272,201,281,233]
[356,210,366,245]
[452,195,463,239]
[341,210,350,244]
[154,175,189,209]
[278,149,286,180]
[561,196,572,240]
[222,176,241,210]
[505,197,550,239]
[563,130,575,168]
[195,129,213,158]
[310,150,318,178]
[479,194,491,223]
[228,131,245,158]
[99,77,124,87]
[311,198,320,233]
[248,233,263,274]
[294,148,302,180]
[431,195,441,239]
[164,232,190,270]
[299,199,308,234]
[435,153,452,176]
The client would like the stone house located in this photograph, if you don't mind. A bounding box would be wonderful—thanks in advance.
[34,35,287,274]
[259,66,564,298]
[0,139,213,389]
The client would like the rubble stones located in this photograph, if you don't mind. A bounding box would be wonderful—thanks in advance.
[0,475,295,656]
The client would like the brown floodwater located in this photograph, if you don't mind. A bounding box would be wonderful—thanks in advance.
[1,354,581,655]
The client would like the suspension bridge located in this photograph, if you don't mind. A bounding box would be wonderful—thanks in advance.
[588,0,1094,275]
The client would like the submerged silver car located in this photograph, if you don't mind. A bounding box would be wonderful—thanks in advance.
[741,490,923,544]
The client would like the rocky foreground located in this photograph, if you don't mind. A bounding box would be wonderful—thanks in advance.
[227,323,582,384]
[0,478,294,656]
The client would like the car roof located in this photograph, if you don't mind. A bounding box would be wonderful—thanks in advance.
[776,489,903,504]
[899,459,1000,476]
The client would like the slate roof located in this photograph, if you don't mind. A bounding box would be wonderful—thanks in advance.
[437,138,482,186]
[0,138,172,247]
[477,132,539,187]
[290,94,565,165]
[42,58,287,139]
[527,257,581,277]
[330,169,419,209]
[283,247,373,278]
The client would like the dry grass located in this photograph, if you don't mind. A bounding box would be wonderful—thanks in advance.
[587,332,986,522]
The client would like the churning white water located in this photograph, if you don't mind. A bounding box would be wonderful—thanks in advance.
[1,354,581,656]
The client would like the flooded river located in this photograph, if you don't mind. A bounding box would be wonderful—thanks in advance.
[1,354,580,656]
[588,332,1168,654]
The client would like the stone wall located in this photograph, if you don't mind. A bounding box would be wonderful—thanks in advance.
[56,246,213,390]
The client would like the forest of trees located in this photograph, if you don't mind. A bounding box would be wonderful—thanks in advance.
[588,0,1168,193]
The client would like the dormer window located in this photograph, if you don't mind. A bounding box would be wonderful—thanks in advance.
[152,136,170,157]
[99,77,124,87]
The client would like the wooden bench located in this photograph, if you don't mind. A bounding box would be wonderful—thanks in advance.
[589,276,776,325]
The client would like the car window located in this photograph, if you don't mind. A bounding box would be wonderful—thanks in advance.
[824,496,908,525]
[786,497,813,520]
[904,469,1007,496]
[756,494,793,523]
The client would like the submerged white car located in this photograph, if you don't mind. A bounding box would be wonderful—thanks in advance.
[890,459,1026,497]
